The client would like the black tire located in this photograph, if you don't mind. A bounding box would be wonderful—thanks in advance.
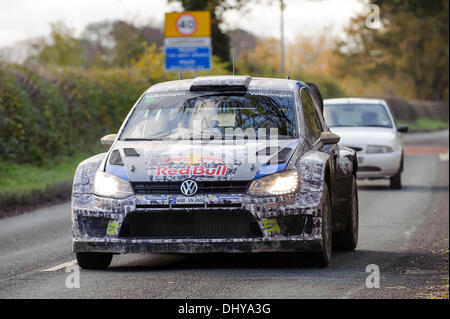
[76,252,113,269]
[334,176,359,251]
[309,183,332,267]
[390,155,403,189]
[390,172,402,189]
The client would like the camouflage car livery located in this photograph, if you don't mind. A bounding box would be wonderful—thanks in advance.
[71,76,358,268]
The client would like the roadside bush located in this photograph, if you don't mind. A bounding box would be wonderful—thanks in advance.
[0,57,229,166]
[0,64,148,164]
[0,67,44,163]
[9,66,71,158]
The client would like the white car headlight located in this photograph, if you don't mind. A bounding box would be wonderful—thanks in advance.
[247,170,299,196]
[94,171,133,199]
[366,145,394,154]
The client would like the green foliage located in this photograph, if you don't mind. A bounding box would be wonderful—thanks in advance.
[0,152,97,215]
[36,23,83,67]
[336,0,449,101]
[110,21,149,67]
[0,46,228,165]
[4,4,446,169]
[296,73,346,99]
[0,63,148,164]
[0,66,44,163]
[399,119,449,132]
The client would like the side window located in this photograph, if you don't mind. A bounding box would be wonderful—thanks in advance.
[301,89,322,141]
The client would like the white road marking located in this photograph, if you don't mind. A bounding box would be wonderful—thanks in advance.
[439,150,449,162]
[41,260,77,272]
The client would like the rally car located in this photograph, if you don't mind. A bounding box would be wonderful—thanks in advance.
[71,75,359,269]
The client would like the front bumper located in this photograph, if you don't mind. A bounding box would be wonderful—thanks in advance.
[356,150,402,179]
[72,192,325,254]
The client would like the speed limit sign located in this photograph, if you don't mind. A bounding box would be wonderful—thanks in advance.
[164,11,212,71]
[176,13,198,36]
[165,11,211,37]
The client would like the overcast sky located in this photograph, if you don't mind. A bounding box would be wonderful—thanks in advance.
[0,0,365,48]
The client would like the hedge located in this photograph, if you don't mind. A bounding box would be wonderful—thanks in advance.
[0,64,150,164]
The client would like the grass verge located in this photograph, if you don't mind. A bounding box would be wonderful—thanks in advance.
[400,119,449,132]
[0,152,99,218]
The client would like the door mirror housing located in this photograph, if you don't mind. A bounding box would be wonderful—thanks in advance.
[320,132,340,145]
[397,125,409,133]
[101,134,117,147]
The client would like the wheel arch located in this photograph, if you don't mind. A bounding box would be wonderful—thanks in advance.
[72,153,107,195]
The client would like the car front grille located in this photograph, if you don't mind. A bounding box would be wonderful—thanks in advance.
[132,181,250,195]
[118,210,263,239]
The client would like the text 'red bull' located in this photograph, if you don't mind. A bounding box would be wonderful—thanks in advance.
[156,165,227,176]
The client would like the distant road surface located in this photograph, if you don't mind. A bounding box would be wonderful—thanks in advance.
[0,130,448,298]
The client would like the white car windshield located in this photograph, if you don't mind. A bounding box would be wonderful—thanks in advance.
[323,103,393,128]
[120,91,298,140]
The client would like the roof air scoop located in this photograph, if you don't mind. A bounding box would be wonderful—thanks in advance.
[190,76,252,92]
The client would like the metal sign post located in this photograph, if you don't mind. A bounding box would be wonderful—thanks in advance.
[164,11,212,72]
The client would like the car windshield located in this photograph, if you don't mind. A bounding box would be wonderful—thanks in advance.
[120,91,298,140]
[323,103,393,128]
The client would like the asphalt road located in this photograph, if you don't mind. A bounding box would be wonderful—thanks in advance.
[0,130,448,299]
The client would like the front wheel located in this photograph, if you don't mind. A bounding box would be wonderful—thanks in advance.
[308,183,332,267]
[390,172,402,189]
[390,155,403,189]
[76,252,113,269]
[334,176,359,251]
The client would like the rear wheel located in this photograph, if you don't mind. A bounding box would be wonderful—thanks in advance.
[76,252,113,269]
[334,176,359,251]
[308,183,332,267]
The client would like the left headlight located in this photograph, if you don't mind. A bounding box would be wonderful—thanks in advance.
[94,171,134,199]
[247,170,299,196]
[366,145,394,153]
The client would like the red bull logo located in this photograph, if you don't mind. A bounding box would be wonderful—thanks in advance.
[156,165,227,176]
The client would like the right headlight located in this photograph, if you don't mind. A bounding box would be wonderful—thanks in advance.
[247,170,300,196]
[366,145,394,154]
[94,171,133,199]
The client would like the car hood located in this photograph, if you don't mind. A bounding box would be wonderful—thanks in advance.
[330,127,397,148]
[109,139,300,182]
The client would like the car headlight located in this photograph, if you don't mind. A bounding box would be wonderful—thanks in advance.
[94,171,133,199]
[366,145,394,154]
[247,170,299,196]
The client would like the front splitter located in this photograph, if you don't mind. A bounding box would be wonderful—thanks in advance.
[73,237,322,254]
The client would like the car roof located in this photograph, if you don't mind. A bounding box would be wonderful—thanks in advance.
[324,97,387,105]
[145,75,306,93]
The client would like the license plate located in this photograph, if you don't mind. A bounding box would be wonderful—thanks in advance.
[172,197,205,205]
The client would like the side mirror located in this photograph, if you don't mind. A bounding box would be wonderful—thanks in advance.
[397,125,409,133]
[101,134,117,147]
[320,132,340,145]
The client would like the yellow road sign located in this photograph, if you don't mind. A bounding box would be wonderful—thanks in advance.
[165,11,211,37]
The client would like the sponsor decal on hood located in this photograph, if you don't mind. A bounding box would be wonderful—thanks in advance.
[156,165,227,176]
[111,139,300,182]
